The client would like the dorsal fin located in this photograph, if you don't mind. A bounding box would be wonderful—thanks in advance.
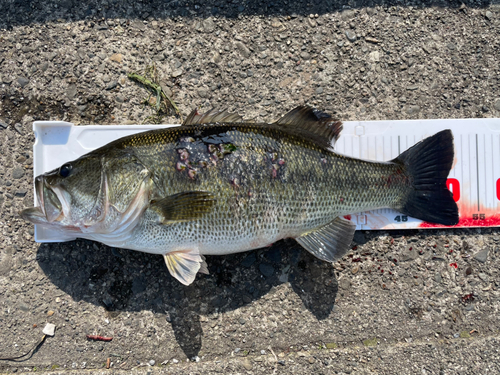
[183,108,244,126]
[275,106,343,150]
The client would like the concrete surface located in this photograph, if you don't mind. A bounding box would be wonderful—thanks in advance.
[1,0,500,374]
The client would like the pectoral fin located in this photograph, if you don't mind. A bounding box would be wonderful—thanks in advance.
[296,216,356,262]
[150,191,215,224]
[163,249,209,285]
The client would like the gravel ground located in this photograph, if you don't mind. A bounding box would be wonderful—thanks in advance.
[1,0,500,374]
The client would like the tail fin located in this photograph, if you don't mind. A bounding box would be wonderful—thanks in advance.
[393,130,459,225]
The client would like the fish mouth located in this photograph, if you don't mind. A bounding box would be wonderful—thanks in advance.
[19,176,66,225]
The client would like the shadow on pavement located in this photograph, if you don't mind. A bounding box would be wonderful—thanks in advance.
[36,238,338,359]
[0,0,493,29]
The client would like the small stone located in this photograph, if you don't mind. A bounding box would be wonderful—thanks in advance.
[308,357,315,364]
[325,342,337,349]
[105,81,118,90]
[465,304,475,311]
[202,18,216,33]
[14,123,24,135]
[241,253,256,267]
[15,189,28,198]
[12,167,24,180]
[368,51,380,62]
[465,266,473,276]
[478,272,489,282]
[240,358,252,370]
[494,99,500,111]
[401,247,418,262]
[148,360,155,366]
[315,87,323,94]
[345,30,357,42]
[351,265,359,274]
[473,249,488,263]
[171,69,183,78]
[171,359,179,364]
[271,18,282,28]
[234,348,241,353]
[0,120,8,129]
[197,88,209,98]
[485,11,493,20]
[300,51,311,60]
[67,84,77,99]
[17,77,29,87]
[406,105,421,115]
[434,273,442,283]
[259,263,275,278]
[47,310,55,317]
[239,318,246,325]
[109,53,123,63]
[43,323,56,336]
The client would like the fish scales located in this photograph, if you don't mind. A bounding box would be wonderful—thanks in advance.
[98,123,405,254]
[20,106,458,285]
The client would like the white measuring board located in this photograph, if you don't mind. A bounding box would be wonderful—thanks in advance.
[31,119,500,242]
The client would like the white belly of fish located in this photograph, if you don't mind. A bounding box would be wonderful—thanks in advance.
[85,211,305,256]
[113,220,287,256]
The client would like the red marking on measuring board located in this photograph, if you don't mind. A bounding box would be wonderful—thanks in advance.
[497,178,500,201]
[446,178,460,202]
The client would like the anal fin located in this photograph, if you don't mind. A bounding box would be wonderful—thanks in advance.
[163,249,209,285]
[296,217,356,262]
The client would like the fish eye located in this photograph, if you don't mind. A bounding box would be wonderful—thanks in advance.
[59,163,72,178]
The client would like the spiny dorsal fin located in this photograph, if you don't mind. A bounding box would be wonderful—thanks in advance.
[275,106,343,150]
[150,191,215,224]
[183,108,244,126]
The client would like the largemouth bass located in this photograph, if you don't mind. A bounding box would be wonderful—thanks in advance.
[20,106,459,285]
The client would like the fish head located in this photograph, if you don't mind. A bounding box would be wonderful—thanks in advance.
[20,151,152,234]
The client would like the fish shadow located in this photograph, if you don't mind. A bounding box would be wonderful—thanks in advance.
[36,239,338,359]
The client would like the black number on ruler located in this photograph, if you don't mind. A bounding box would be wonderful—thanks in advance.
[472,214,485,220]
[394,215,408,222]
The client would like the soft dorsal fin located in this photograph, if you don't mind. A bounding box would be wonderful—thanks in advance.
[275,106,343,150]
[183,108,244,126]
